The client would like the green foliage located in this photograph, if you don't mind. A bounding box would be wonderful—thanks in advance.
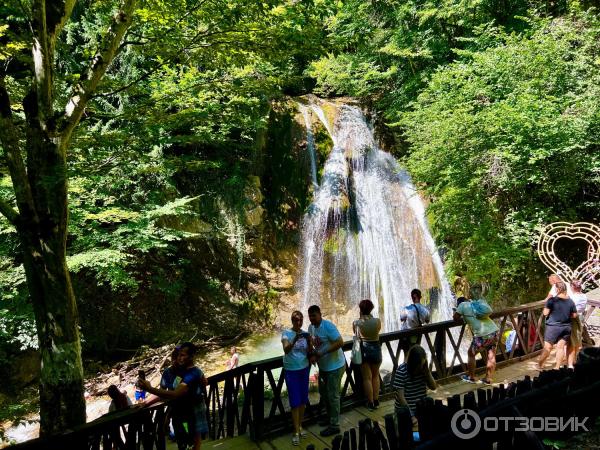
[0,258,35,351]
[402,14,600,296]
[1,0,334,356]
[306,1,600,301]
[308,0,535,118]
[543,439,567,449]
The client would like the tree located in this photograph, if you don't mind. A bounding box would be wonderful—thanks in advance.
[0,0,136,435]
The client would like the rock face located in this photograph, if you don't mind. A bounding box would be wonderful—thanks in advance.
[2,350,40,391]
[70,99,318,357]
[243,176,265,227]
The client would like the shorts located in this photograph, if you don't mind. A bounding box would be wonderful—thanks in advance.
[470,331,499,354]
[134,390,146,401]
[284,366,310,409]
[172,402,208,445]
[545,324,571,345]
[362,341,382,364]
[193,402,209,435]
[570,317,582,347]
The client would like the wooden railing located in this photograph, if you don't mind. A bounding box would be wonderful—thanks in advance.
[302,346,600,450]
[11,402,168,450]
[11,298,599,449]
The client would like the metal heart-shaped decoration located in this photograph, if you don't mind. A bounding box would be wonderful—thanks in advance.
[537,222,600,290]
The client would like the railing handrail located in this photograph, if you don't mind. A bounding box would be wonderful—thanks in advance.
[11,296,599,449]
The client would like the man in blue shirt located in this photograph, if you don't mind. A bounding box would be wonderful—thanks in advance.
[308,304,345,437]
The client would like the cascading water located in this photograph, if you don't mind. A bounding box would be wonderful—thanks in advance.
[298,99,453,331]
[299,105,319,190]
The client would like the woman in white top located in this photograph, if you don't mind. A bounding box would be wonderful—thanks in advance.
[281,310,311,446]
[567,280,587,368]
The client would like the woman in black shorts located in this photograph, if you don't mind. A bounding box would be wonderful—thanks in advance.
[353,299,382,410]
[537,281,577,370]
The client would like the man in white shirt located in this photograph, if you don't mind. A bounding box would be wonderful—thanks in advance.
[545,273,573,299]
[308,305,345,437]
[399,289,431,359]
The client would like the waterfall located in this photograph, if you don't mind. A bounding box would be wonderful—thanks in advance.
[299,105,319,189]
[298,100,453,331]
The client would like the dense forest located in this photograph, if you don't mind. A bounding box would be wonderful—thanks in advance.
[1,0,599,438]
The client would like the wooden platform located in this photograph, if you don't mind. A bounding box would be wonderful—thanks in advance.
[192,352,560,450]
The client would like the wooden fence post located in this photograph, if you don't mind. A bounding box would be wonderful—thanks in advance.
[252,367,264,441]
[332,434,343,450]
[434,330,446,378]
[447,394,461,415]
[358,418,368,450]
[224,373,235,437]
[342,431,351,450]
[476,389,487,410]
[350,427,358,450]
[395,407,414,449]
[463,391,476,411]
[373,421,388,450]
[240,373,253,435]
[384,414,398,450]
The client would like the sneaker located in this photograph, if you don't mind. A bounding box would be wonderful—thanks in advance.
[320,426,341,437]
[292,433,300,446]
[460,374,478,383]
[480,378,493,386]
[367,401,376,411]
[299,428,307,438]
[373,399,380,408]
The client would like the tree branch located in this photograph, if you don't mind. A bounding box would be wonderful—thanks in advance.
[59,0,137,147]
[0,76,33,224]
[0,195,19,225]
[31,0,54,120]
[93,27,259,100]
[46,0,77,39]
[30,0,78,123]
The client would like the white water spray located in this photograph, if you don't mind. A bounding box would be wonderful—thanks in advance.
[298,100,453,331]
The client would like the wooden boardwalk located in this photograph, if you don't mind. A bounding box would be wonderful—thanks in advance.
[193,353,557,450]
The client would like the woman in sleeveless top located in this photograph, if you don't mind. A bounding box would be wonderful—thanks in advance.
[353,299,382,410]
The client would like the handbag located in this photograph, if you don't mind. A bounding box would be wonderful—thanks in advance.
[351,321,363,365]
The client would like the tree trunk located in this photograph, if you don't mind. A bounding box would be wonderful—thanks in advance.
[0,0,136,435]
[18,138,86,435]
[22,243,86,435]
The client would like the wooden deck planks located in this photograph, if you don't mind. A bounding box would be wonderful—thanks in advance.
[188,351,568,450]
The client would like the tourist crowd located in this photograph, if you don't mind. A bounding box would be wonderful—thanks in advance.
[104,273,589,448]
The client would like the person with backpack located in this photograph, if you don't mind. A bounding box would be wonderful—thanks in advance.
[399,289,431,360]
[453,283,499,385]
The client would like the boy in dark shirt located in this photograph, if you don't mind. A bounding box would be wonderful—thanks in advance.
[139,342,208,450]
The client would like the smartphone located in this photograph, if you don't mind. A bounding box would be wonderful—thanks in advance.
[299,332,310,340]
[138,370,145,380]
